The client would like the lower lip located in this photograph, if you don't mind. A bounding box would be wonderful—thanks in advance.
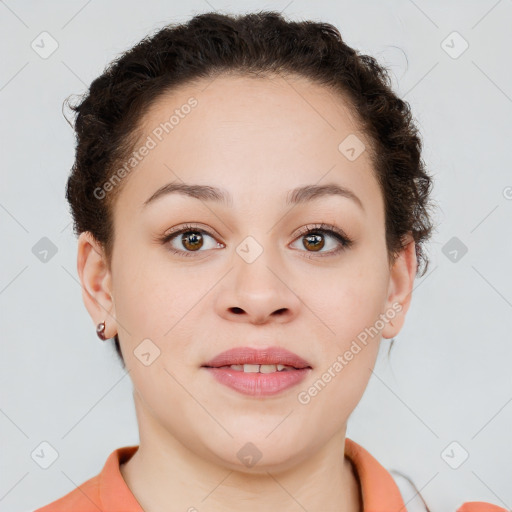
[202,367,311,397]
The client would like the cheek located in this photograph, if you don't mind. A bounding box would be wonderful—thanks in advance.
[110,248,176,342]
[324,287,384,382]
[312,265,388,343]
[111,254,204,376]
[297,280,387,429]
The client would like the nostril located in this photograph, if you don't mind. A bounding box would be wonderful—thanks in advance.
[230,307,244,314]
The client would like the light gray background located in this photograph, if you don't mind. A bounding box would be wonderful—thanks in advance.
[1,1,511,511]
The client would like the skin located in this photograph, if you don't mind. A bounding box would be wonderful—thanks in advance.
[77,73,417,512]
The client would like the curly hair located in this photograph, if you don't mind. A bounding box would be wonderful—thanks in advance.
[64,10,435,382]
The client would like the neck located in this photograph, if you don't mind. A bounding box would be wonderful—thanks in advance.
[120,391,362,512]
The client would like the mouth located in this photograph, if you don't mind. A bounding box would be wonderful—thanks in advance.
[201,346,312,397]
[203,363,309,373]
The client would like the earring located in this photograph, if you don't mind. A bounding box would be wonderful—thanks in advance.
[96,321,107,341]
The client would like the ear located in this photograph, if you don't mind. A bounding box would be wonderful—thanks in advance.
[381,235,417,339]
[77,231,117,339]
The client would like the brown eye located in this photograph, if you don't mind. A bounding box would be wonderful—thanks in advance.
[302,232,325,252]
[159,222,352,259]
[181,231,204,251]
[160,224,224,257]
[290,223,354,258]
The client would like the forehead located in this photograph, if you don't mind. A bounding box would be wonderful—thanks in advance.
[140,73,364,145]
[113,73,382,221]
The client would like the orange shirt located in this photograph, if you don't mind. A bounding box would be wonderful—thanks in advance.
[33,437,508,512]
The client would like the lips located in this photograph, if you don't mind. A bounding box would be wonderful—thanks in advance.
[202,347,312,369]
[202,346,312,397]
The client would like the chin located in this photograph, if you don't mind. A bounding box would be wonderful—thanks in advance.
[200,433,310,474]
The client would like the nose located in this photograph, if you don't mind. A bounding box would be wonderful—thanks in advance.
[214,250,301,326]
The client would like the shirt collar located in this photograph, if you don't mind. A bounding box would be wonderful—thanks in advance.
[98,437,406,511]
[99,445,143,511]
[344,437,406,511]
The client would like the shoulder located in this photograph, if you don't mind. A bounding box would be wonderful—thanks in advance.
[31,445,139,512]
[390,466,509,512]
[345,438,508,512]
[456,505,509,512]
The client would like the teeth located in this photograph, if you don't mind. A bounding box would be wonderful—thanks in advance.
[260,364,277,374]
[225,363,295,373]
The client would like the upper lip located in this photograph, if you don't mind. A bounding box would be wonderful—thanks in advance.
[202,347,312,369]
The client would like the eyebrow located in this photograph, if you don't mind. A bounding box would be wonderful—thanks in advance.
[143,182,364,212]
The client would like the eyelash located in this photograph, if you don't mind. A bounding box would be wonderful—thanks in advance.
[158,222,354,259]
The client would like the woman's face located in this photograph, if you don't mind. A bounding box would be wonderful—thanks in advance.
[79,74,415,471]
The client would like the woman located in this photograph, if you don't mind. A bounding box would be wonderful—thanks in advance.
[33,11,507,512]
